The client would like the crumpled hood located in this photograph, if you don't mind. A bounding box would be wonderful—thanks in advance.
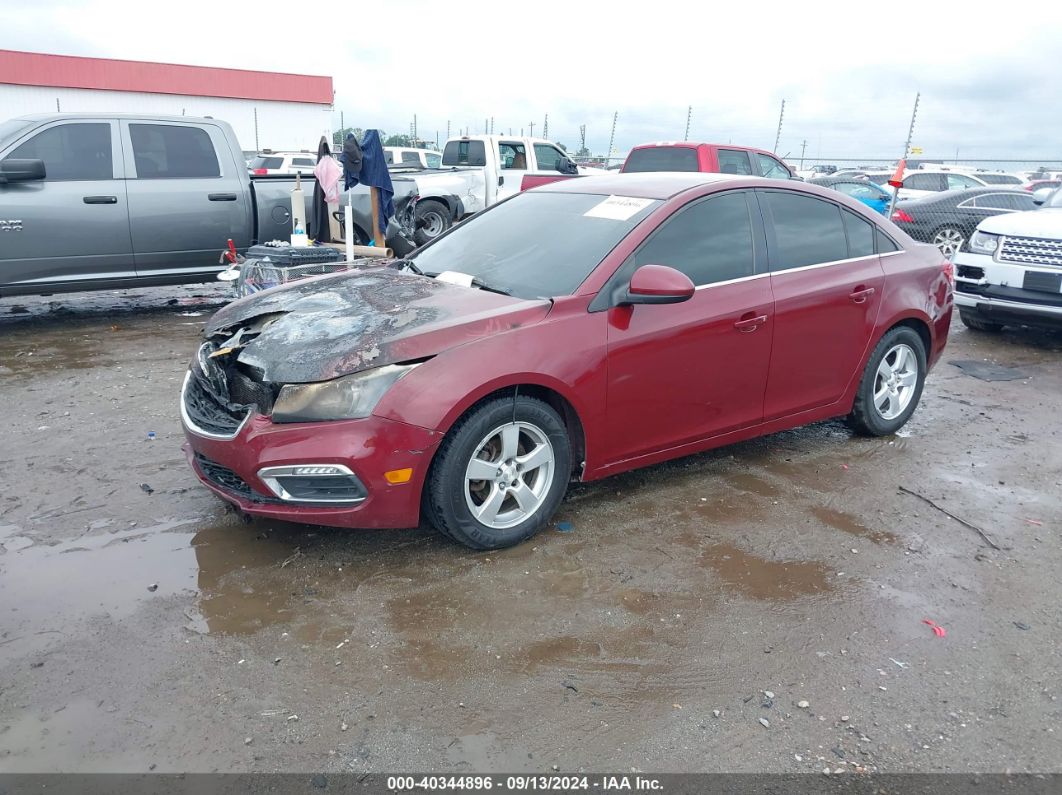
[205,268,551,383]
[979,208,1062,238]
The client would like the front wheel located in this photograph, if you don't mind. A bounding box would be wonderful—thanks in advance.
[413,199,452,246]
[932,226,966,259]
[425,396,572,549]
[847,327,927,436]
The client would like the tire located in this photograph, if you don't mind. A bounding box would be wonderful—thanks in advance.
[847,326,927,436]
[959,309,1004,333]
[425,396,571,550]
[931,226,966,259]
[413,199,451,246]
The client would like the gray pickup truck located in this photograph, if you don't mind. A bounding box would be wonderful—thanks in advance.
[0,114,416,297]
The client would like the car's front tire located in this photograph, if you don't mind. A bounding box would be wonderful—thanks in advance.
[959,309,1004,332]
[425,396,571,549]
[847,326,927,436]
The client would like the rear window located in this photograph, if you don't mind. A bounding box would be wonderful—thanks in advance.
[622,146,699,173]
[251,156,283,169]
[443,140,486,167]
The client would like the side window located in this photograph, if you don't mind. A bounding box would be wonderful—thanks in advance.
[904,173,943,191]
[841,209,875,258]
[129,124,220,178]
[401,151,421,164]
[499,142,528,169]
[977,193,1034,211]
[876,228,899,253]
[442,139,486,166]
[717,149,753,175]
[947,173,979,190]
[6,123,113,181]
[533,143,566,172]
[634,192,755,286]
[766,192,848,270]
[425,152,442,169]
[835,182,877,198]
[292,157,316,167]
[756,153,790,179]
[383,150,394,164]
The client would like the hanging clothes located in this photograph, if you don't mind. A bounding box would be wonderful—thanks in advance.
[310,136,340,241]
[356,129,395,236]
[340,133,363,191]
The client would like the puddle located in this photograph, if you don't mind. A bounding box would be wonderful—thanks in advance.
[810,506,896,544]
[698,542,833,601]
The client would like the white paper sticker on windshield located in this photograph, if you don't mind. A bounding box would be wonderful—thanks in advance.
[435,270,474,287]
[583,195,654,221]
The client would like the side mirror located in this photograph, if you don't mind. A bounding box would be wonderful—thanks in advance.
[622,264,695,305]
[557,158,578,175]
[1032,187,1053,206]
[0,158,46,183]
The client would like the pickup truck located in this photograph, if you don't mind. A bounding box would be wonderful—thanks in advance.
[620,141,796,178]
[0,113,415,297]
[393,134,602,243]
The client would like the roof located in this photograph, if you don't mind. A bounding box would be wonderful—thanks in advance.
[0,49,333,105]
[537,172,742,199]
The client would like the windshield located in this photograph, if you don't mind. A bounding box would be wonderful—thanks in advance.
[411,192,660,299]
[0,119,33,149]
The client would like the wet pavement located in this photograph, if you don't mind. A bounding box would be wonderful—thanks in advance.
[1,286,1061,773]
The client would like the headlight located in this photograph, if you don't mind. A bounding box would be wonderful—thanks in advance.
[969,231,1000,255]
[272,364,419,423]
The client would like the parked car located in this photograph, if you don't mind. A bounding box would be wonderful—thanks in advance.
[620,142,796,178]
[808,177,892,215]
[1024,179,1062,193]
[953,187,1062,331]
[796,164,837,180]
[181,173,952,550]
[862,171,895,186]
[970,172,1024,186]
[384,146,443,169]
[890,187,1039,258]
[249,151,319,175]
[896,170,992,200]
[0,114,416,297]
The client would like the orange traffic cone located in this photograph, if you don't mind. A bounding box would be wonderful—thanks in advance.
[888,159,907,188]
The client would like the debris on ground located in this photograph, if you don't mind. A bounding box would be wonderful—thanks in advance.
[562,681,579,693]
[555,521,574,533]
[244,737,253,745]
[923,619,947,638]
[1013,622,1031,631]
[139,483,154,495]
[758,718,770,728]
[949,359,1029,382]
[798,700,810,709]
[898,486,1003,550]
[713,710,721,718]
[147,584,158,592]
[890,658,910,669]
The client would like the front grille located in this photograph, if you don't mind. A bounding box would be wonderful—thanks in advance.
[183,372,247,437]
[999,236,1062,268]
[229,370,275,414]
[195,453,281,504]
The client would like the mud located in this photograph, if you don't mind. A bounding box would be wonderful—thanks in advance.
[1,286,1061,773]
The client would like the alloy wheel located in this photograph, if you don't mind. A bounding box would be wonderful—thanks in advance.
[464,422,555,530]
[873,343,919,421]
[932,228,965,259]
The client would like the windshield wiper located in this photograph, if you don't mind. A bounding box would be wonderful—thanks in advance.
[390,258,423,275]
[469,277,512,296]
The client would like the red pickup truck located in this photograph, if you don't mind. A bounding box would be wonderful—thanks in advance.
[521,141,796,191]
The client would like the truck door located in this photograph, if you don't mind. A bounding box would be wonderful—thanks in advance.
[496,140,529,202]
[121,120,251,278]
[0,119,133,289]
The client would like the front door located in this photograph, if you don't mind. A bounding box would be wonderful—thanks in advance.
[121,120,251,277]
[0,119,133,289]
[495,140,529,201]
[759,190,885,420]
[603,191,774,465]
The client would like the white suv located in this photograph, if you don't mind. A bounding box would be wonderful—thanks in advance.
[953,189,1062,331]
[249,151,318,175]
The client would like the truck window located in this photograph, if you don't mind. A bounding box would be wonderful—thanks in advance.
[250,156,283,170]
[499,142,527,169]
[443,140,486,167]
[717,149,753,175]
[130,124,220,179]
[425,152,442,169]
[533,143,566,172]
[401,151,421,164]
[623,147,698,173]
[756,153,791,179]
[6,123,112,181]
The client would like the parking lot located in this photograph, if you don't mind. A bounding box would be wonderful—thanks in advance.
[1,287,1060,773]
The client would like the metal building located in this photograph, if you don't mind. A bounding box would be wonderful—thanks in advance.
[0,49,334,155]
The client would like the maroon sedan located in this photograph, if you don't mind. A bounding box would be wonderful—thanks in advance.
[182,174,953,549]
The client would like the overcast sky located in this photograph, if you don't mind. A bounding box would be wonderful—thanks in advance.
[3,0,1061,163]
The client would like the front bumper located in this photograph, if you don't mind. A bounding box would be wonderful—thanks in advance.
[183,411,443,529]
[954,251,1062,328]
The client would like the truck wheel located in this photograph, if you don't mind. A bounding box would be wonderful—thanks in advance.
[425,396,571,550]
[959,309,1004,332]
[414,200,451,246]
[847,326,927,437]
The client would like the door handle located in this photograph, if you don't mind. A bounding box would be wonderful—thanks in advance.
[83,195,117,204]
[498,176,504,187]
[734,314,768,332]
[849,286,876,304]
[208,193,238,201]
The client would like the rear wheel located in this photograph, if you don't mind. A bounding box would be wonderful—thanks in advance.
[848,327,927,436]
[931,226,966,259]
[414,199,451,246]
[425,396,571,549]
[959,309,1004,332]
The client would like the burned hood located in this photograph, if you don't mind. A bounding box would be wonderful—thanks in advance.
[204,268,551,384]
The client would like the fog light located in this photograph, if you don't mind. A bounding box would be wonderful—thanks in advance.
[257,464,367,504]
[384,468,413,484]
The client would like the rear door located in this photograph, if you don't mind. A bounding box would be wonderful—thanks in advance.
[0,119,133,289]
[716,148,755,176]
[603,190,774,463]
[496,140,529,201]
[759,190,885,419]
[121,120,251,277]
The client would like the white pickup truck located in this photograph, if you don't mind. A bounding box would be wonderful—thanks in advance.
[953,188,1062,331]
[403,135,602,244]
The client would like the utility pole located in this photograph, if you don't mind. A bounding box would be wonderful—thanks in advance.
[774,99,785,153]
[485,118,489,134]
[607,111,618,162]
[413,113,417,144]
[529,121,535,137]
[490,117,494,134]
[684,105,692,141]
[579,124,586,154]
[446,120,451,139]
[543,114,549,139]
[902,92,920,159]
[799,139,808,169]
